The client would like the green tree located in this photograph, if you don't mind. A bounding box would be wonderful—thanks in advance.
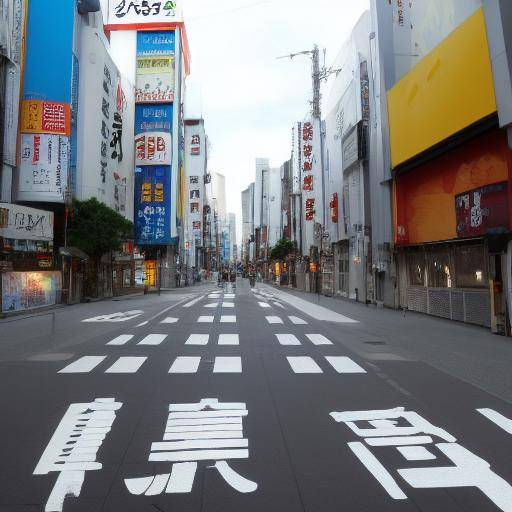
[68,198,133,297]
[269,239,295,261]
[68,198,133,258]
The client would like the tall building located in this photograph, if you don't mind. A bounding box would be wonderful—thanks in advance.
[228,212,237,263]
[241,183,255,263]
[105,2,190,288]
[267,168,282,249]
[253,158,270,259]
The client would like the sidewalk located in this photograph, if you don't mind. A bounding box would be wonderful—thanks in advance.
[260,282,512,404]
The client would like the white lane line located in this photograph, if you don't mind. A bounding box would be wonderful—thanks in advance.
[161,317,179,324]
[169,357,201,374]
[260,284,359,323]
[136,321,149,327]
[218,334,239,345]
[325,356,366,374]
[138,334,168,346]
[105,356,147,374]
[348,442,407,499]
[186,334,209,346]
[266,316,283,324]
[276,334,301,346]
[220,316,236,323]
[306,334,333,346]
[198,316,214,323]
[59,356,107,374]
[107,335,134,346]
[286,356,323,374]
[222,302,235,308]
[289,316,308,325]
[477,408,512,434]
[213,357,242,373]
[204,303,218,308]
[258,302,271,308]
[272,301,286,309]
[183,295,205,308]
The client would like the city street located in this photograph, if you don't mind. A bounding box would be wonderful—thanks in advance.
[1,281,512,512]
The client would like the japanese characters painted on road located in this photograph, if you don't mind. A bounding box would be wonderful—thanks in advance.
[125,398,258,496]
[18,133,68,203]
[134,165,173,244]
[107,1,183,27]
[136,31,175,103]
[34,398,122,512]
[330,406,512,511]
[82,310,143,322]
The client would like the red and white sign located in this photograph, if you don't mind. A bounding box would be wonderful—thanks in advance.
[135,132,172,166]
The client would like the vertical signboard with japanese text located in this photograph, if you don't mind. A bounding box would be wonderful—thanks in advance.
[134,166,173,244]
[136,31,175,103]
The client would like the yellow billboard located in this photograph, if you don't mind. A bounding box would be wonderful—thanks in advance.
[387,8,496,169]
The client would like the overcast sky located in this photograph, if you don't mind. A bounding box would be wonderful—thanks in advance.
[183,0,369,242]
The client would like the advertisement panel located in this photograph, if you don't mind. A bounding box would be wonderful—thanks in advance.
[20,100,71,136]
[136,31,175,103]
[135,132,172,165]
[18,134,68,202]
[455,182,509,238]
[134,165,172,245]
[2,271,61,313]
[106,1,183,26]
[0,204,53,242]
[135,104,173,133]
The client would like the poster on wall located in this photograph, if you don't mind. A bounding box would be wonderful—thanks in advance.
[135,104,173,133]
[18,133,68,202]
[0,204,53,242]
[106,1,183,26]
[20,100,71,136]
[1,271,61,313]
[135,31,175,103]
[134,165,173,245]
[455,182,509,237]
[135,132,172,165]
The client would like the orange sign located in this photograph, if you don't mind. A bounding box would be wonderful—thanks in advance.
[20,100,71,136]
[310,262,318,273]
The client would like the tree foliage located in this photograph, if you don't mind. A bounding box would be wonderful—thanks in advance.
[269,238,295,261]
[68,198,133,258]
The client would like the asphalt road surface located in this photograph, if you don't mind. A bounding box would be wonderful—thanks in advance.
[1,280,512,512]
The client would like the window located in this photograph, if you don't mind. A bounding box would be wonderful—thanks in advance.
[190,176,199,184]
[190,203,199,213]
[455,244,487,288]
[190,190,200,200]
[427,249,452,288]
[407,251,425,286]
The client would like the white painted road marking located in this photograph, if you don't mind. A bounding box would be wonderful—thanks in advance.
[225,294,236,299]
[258,302,271,308]
[59,356,107,374]
[289,316,307,324]
[169,357,201,374]
[214,357,242,373]
[208,294,221,299]
[204,303,218,308]
[220,316,236,323]
[34,398,122,512]
[266,316,283,324]
[198,316,214,323]
[186,334,209,346]
[138,334,167,346]
[397,446,436,461]
[287,356,323,374]
[183,295,205,308]
[325,356,366,374]
[218,334,239,345]
[161,317,179,324]
[105,357,147,373]
[260,284,359,323]
[136,321,149,327]
[276,334,301,346]
[306,334,333,346]
[477,408,512,434]
[107,335,134,346]
[82,310,143,323]
[222,302,235,308]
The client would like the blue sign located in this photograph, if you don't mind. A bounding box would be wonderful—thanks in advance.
[137,31,175,56]
[135,104,173,134]
[134,166,173,245]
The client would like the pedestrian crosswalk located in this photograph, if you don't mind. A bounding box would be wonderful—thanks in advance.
[105,356,147,373]
[265,315,308,325]
[138,334,168,346]
[275,334,334,346]
[286,356,366,374]
[169,356,243,374]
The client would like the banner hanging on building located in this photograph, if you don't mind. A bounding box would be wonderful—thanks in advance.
[136,31,175,103]
[0,204,53,242]
[134,165,173,245]
[18,134,68,202]
[106,1,183,27]
[20,100,71,136]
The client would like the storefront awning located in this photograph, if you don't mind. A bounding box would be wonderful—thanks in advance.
[59,247,89,260]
